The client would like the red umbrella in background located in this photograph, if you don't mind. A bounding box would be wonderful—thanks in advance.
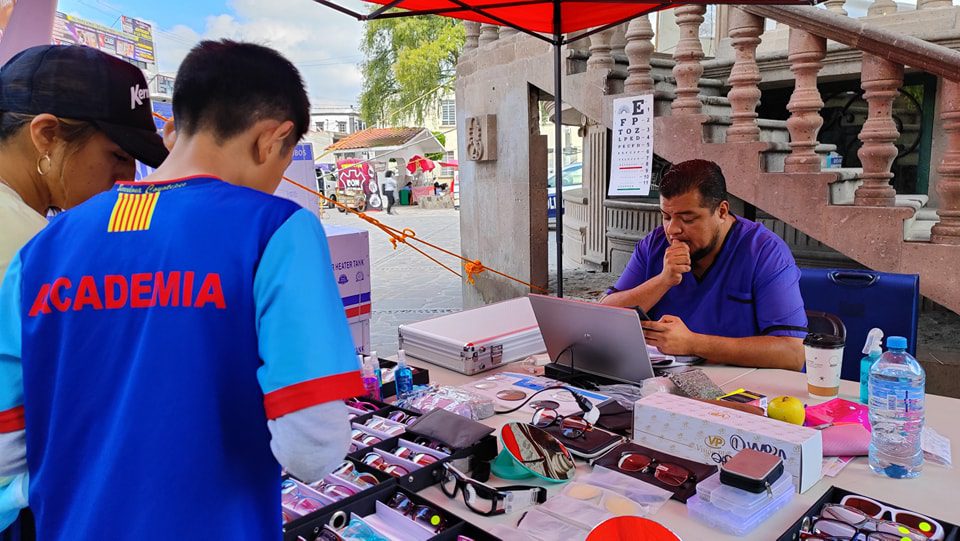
[406,154,437,173]
[311,0,818,296]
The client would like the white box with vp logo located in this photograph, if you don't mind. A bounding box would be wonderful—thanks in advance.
[633,393,822,492]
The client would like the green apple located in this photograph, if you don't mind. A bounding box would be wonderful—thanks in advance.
[768,395,805,425]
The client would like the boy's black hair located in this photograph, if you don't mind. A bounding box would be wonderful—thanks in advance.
[173,40,309,149]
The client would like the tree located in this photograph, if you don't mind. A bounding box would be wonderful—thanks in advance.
[359,17,464,127]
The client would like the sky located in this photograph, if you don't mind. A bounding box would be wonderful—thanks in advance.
[56,0,368,108]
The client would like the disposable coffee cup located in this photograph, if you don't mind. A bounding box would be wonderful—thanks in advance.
[804,333,844,398]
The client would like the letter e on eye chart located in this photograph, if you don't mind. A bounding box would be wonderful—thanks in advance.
[609,94,654,198]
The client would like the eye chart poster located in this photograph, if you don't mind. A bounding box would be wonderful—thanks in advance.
[609,94,654,197]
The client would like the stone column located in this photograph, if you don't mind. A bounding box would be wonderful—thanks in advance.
[464,22,480,52]
[854,54,903,207]
[479,24,499,46]
[611,23,627,59]
[624,15,656,94]
[587,26,616,71]
[672,5,706,115]
[931,79,960,244]
[726,8,764,143]
[784,29,826,173]
[917,0,954,9]
[867,0,897,16]
[823,0,849,16]
[500,26,518,38]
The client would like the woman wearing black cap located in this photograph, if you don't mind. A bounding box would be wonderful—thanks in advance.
[0,44,167,536]
[0,44,168,280]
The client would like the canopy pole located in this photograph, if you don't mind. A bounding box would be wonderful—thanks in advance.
[553,4,564,298]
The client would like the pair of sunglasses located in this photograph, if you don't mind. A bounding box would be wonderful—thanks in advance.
[801,504,929,541]
[616,452,694,487]
[281,479,326,516]
[362,452,410,477]
[331,462,380,487]
[412,436,454,455]
[839,495,943,540]
[346,399,380,412]
[350,429,381,446]
[393,446,440,466]
[364,417,405,436]
[387,492,447,532]
[439,463,546,516]
[386,410,418,425]
[530,408,593,439]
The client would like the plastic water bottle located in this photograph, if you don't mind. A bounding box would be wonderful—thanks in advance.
[395,349,414,400]
[868,336,925,479]
[859,328,883,404]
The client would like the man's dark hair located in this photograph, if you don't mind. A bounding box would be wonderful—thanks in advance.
[385,170,393,178]
[172,40,309,149]
[658,159,727,211]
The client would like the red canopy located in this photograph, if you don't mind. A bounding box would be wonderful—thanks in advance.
[406,154,437,173]
[362,0,664,34]
[438,159,459,168]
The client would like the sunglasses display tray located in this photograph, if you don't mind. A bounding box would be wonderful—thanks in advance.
[284,484,500,541]
[775,487,960,541]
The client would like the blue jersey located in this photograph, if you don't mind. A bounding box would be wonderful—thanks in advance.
[611,215,808,339]
[0,176,363,540]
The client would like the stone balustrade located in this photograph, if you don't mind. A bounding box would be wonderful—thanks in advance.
[932,80,960,244]
[854,54,903,206]
[726,8,764,143]
[479,23,499,46]
[784,29,826,173]
[623,15,655,94]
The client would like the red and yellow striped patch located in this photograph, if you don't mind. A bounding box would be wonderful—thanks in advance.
[107,192,160,232]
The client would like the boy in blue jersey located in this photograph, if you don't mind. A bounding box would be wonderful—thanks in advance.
[0,40,363,540]
[601,160,807,370]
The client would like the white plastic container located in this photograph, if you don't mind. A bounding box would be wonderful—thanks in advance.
[695,471,793,518]
[687,487,795,536]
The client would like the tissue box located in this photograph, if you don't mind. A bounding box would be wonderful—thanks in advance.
[633,393,822,493]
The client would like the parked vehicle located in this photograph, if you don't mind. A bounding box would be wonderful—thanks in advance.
[547,162,583,226]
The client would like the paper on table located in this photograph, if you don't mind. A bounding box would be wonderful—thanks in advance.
[821,456,856,477]
[922,426,953,467]
[646,345,701,367]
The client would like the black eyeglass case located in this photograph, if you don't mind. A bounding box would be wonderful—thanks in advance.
[594,442,718,503]
[719,448,784,494]
[539,421,625,459]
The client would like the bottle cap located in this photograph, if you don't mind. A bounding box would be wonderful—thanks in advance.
[887,336,908,350]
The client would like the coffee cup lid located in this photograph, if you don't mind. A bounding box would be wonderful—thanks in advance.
[804,332,845,349]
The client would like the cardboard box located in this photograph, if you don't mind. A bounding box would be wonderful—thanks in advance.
[349,319,370,356]
[633,393,822,493]
[323,224,371,324]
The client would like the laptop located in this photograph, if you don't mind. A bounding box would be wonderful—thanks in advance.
[527,294,657,384]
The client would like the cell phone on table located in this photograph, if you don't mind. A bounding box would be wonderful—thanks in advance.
[630,306,651,321]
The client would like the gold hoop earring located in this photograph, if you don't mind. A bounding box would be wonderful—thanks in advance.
[37,154,52,176]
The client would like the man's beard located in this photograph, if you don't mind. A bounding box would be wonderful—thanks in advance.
[691,226,722,263]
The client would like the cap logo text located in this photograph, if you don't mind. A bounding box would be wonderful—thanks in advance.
[130,84,148,109]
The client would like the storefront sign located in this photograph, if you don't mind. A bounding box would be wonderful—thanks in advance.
[609,94,653,197]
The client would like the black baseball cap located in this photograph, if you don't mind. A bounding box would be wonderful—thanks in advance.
[0,45,167,167]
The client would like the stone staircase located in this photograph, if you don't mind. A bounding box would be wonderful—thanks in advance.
[458,4,960,313]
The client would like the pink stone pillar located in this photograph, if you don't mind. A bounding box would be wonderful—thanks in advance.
[624,15,655,94]
[932,79,960,245]
[464,22,480,52]
[672,5,706,116]
[726,8,764,143]
[854,54,903,207]
[588,26,616,71]
[784,29,826,173]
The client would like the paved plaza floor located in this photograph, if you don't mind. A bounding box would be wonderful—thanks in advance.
[319,206,960,396]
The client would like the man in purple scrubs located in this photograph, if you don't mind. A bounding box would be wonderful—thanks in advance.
[601,160,807,370]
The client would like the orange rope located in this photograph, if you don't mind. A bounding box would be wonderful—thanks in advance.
[150,111,546,293]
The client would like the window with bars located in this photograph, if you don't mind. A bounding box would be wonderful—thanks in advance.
[440,99,456,126]
[441,151,455,177]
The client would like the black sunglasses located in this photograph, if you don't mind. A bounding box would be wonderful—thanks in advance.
[439,463,547,516]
